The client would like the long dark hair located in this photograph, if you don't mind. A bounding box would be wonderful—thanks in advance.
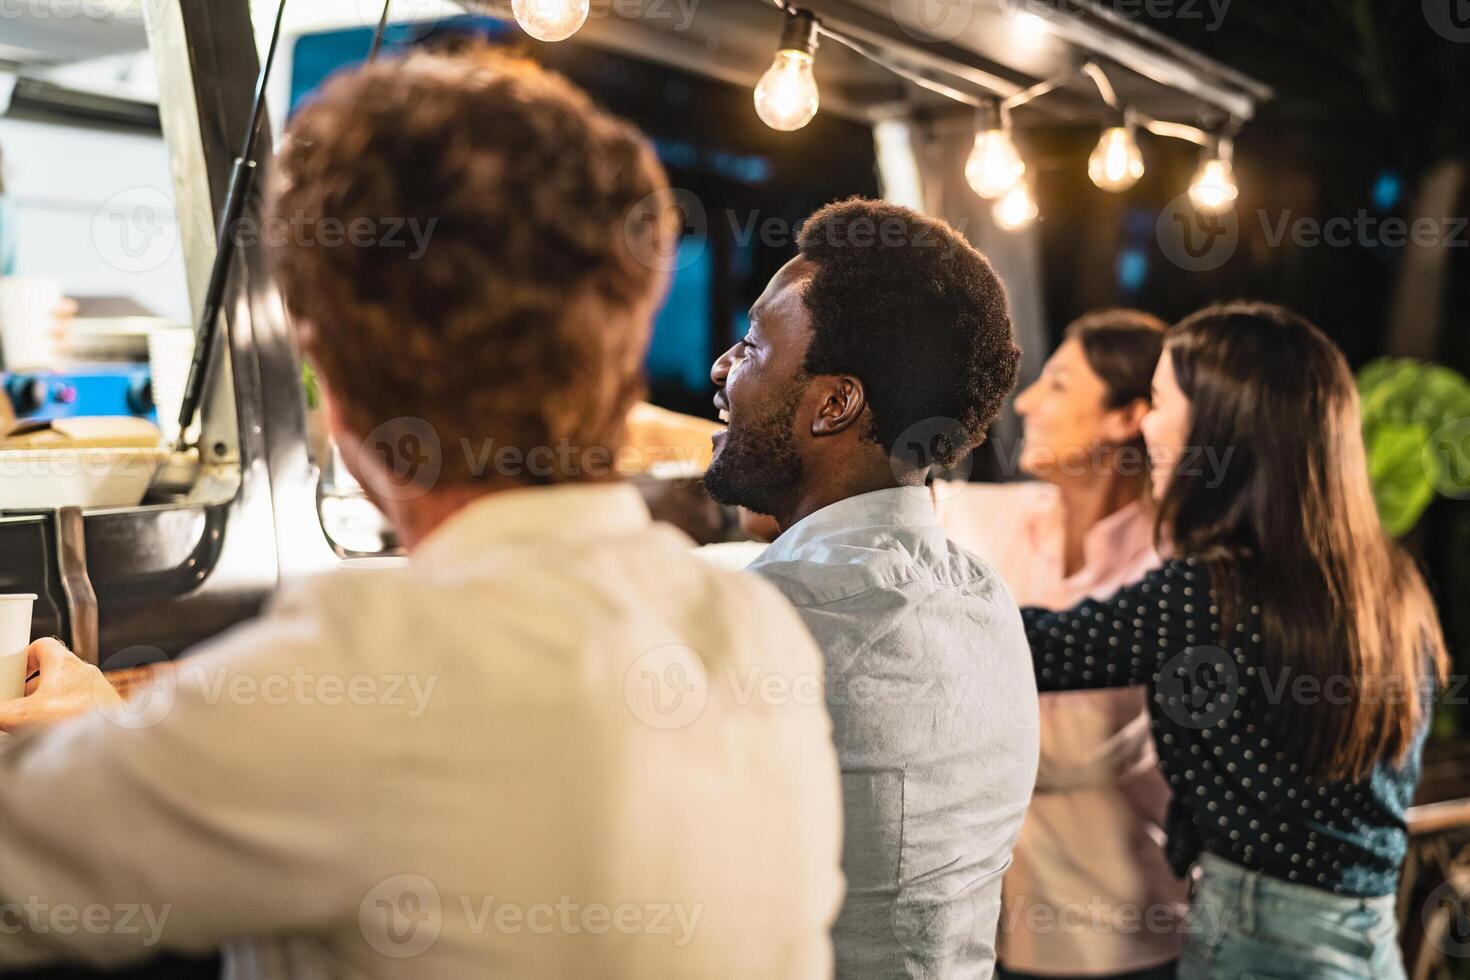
[1159,302,1447,781]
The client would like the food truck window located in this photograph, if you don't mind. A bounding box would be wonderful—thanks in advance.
[0,10,233,513]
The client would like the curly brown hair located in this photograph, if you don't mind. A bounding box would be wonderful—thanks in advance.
[268,47,674,484]
[795,198,1020,467]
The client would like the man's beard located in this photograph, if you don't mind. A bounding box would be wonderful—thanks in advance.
[703,386,803,518]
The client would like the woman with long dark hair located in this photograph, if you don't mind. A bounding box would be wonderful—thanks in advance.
[1022,302,1447,979]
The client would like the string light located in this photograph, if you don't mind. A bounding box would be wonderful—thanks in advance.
[1189,138,1239,212]
[993,180,1039,231]
[754,9,821,131]
[511,0,590,41]
[740,4,1249,217]
[1088,118,1145,192]
[965,103,1025,199]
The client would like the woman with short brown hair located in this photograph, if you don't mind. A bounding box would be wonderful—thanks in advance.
[937,309,1186,980]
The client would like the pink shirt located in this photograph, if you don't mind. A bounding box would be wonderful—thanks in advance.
[934,481,1188,974]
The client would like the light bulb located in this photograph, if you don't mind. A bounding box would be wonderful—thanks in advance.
[1088,125,1144,192]
[754,50,820,131]
[993,181,1038,231]
[1189,156,1238,212]
[511,0,589,42]
[1014,11,1050,43]
[965,129,1025,199]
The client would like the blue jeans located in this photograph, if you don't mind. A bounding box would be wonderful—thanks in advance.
[1179,853,1405,979]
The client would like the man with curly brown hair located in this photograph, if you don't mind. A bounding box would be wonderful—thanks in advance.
[0,49,843,979]
[705,199,1040,979]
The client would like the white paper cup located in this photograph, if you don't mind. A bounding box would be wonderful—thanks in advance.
[0,277,64,371]
[0,594,37,702]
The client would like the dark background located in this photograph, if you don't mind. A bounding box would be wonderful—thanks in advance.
[295,5,1470,729]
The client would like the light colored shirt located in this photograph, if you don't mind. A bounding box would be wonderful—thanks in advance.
[934,480,1188,974]
[0,483,845,979]
[749,486,1039,980]
[694,539,769,571]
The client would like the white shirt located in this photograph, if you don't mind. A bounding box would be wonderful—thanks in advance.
[750,487,1039,980]
[0,483,844,979]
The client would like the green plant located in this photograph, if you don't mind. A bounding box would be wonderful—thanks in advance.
[1357,358,1470,536]
[302,360,321,411]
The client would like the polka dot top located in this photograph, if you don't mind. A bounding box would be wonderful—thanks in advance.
[1021,557,1429,898]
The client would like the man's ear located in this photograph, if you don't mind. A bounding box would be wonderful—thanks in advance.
[1098,397,1149,447]
[811,376,867,437]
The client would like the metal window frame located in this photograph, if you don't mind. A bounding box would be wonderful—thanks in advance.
[0,0,336,661]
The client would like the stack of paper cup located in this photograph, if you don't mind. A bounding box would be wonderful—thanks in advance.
[148,325,197,445]
[0,594,36,702]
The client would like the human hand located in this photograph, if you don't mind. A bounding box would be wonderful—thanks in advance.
[0,639,123,733]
